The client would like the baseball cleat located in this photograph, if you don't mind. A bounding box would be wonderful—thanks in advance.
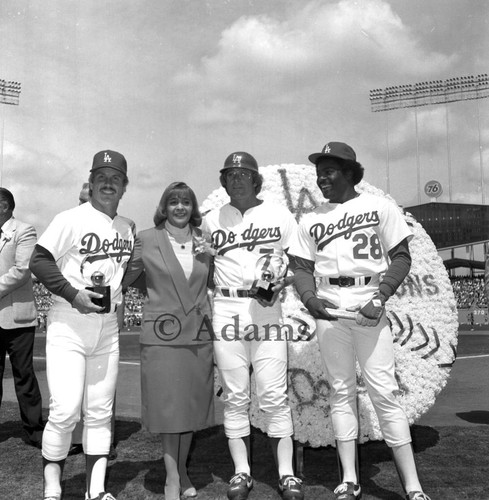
[334,481,362,499]
[87,493,117,500]
[227,472,254,500]
[278,475,304,499]
[406,492,431,500]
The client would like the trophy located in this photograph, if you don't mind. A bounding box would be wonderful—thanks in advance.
[252,253,288,302]
[86,271,111,313]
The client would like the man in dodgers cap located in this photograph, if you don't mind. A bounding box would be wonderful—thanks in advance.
[30,150,135,500]
[202,152,304,500]
[289,141,431,500]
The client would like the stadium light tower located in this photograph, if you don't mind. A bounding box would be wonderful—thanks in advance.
[0,79,21,186]
[369,74,489,204]
[0,80,21,105]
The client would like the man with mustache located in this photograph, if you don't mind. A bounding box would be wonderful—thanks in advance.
[30,150,135,500]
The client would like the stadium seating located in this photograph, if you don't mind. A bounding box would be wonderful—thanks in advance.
[32,277,488,328]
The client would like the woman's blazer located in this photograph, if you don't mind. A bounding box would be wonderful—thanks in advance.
[130,224,213,346]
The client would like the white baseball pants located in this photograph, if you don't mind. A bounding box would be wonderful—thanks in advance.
[212,296,293,439]
[316,315,412,447]
[42,303,119,461]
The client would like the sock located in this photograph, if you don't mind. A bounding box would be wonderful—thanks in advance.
[85,454,108,499]
[43,458,65,497]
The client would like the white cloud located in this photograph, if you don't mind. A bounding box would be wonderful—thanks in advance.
[1,0,485,231]
[175,0,456,124]
[300,0,455,77]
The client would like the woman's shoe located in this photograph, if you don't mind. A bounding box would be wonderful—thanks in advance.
[164,482,181,500]
[182,486,197,498]
[180,470,197,498]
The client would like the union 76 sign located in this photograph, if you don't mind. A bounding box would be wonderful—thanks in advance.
[424,180,443,198]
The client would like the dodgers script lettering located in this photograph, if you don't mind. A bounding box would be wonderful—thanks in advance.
[212,223,282,255]
[80,232,133,262]
[311,210,380,250]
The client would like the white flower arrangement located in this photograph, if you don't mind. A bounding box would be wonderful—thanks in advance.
[204,163,458,447]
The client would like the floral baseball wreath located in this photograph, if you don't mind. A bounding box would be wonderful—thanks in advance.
[201,163,459,448]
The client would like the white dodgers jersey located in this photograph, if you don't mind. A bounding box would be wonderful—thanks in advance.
[202,201,297,289]
[291,192,412,282]
[37,202,135,305]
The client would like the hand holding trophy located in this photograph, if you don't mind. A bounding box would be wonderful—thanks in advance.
[86,271,111,313]
[251,253,288,303]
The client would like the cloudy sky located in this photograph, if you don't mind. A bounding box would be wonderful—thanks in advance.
[1,0,488,235]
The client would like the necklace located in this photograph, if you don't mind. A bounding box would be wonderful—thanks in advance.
[165,222,192,249]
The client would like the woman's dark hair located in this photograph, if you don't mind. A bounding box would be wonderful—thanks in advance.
[153,182,202,227]
[219,170,264,194]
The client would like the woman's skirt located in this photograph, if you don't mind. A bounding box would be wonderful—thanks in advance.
[140,343,215,433]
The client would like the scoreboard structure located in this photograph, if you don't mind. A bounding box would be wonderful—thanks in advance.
[405,202,489,250]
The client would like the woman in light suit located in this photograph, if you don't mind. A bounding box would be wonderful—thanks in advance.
[127,182,215,500]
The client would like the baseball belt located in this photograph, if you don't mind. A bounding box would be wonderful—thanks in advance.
[215,287,252,298]
[325,276,372,287]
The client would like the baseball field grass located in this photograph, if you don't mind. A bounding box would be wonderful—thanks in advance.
[1,401,487,500]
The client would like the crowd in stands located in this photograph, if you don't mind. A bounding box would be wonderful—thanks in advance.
[450,276,487,309]
[123,287,144,328]
[33,281,145,331]
[33,281,53,331]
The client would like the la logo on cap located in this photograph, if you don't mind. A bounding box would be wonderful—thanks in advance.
[221,151,259,173]
[91,149,128,176]
[323,145,331,153]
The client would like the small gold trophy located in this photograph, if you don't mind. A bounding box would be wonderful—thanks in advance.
[86,271,111,313]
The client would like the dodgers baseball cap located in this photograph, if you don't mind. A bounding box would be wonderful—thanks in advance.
[308,142,357,165]
[220,151,259,173]
[91,150,127,176]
